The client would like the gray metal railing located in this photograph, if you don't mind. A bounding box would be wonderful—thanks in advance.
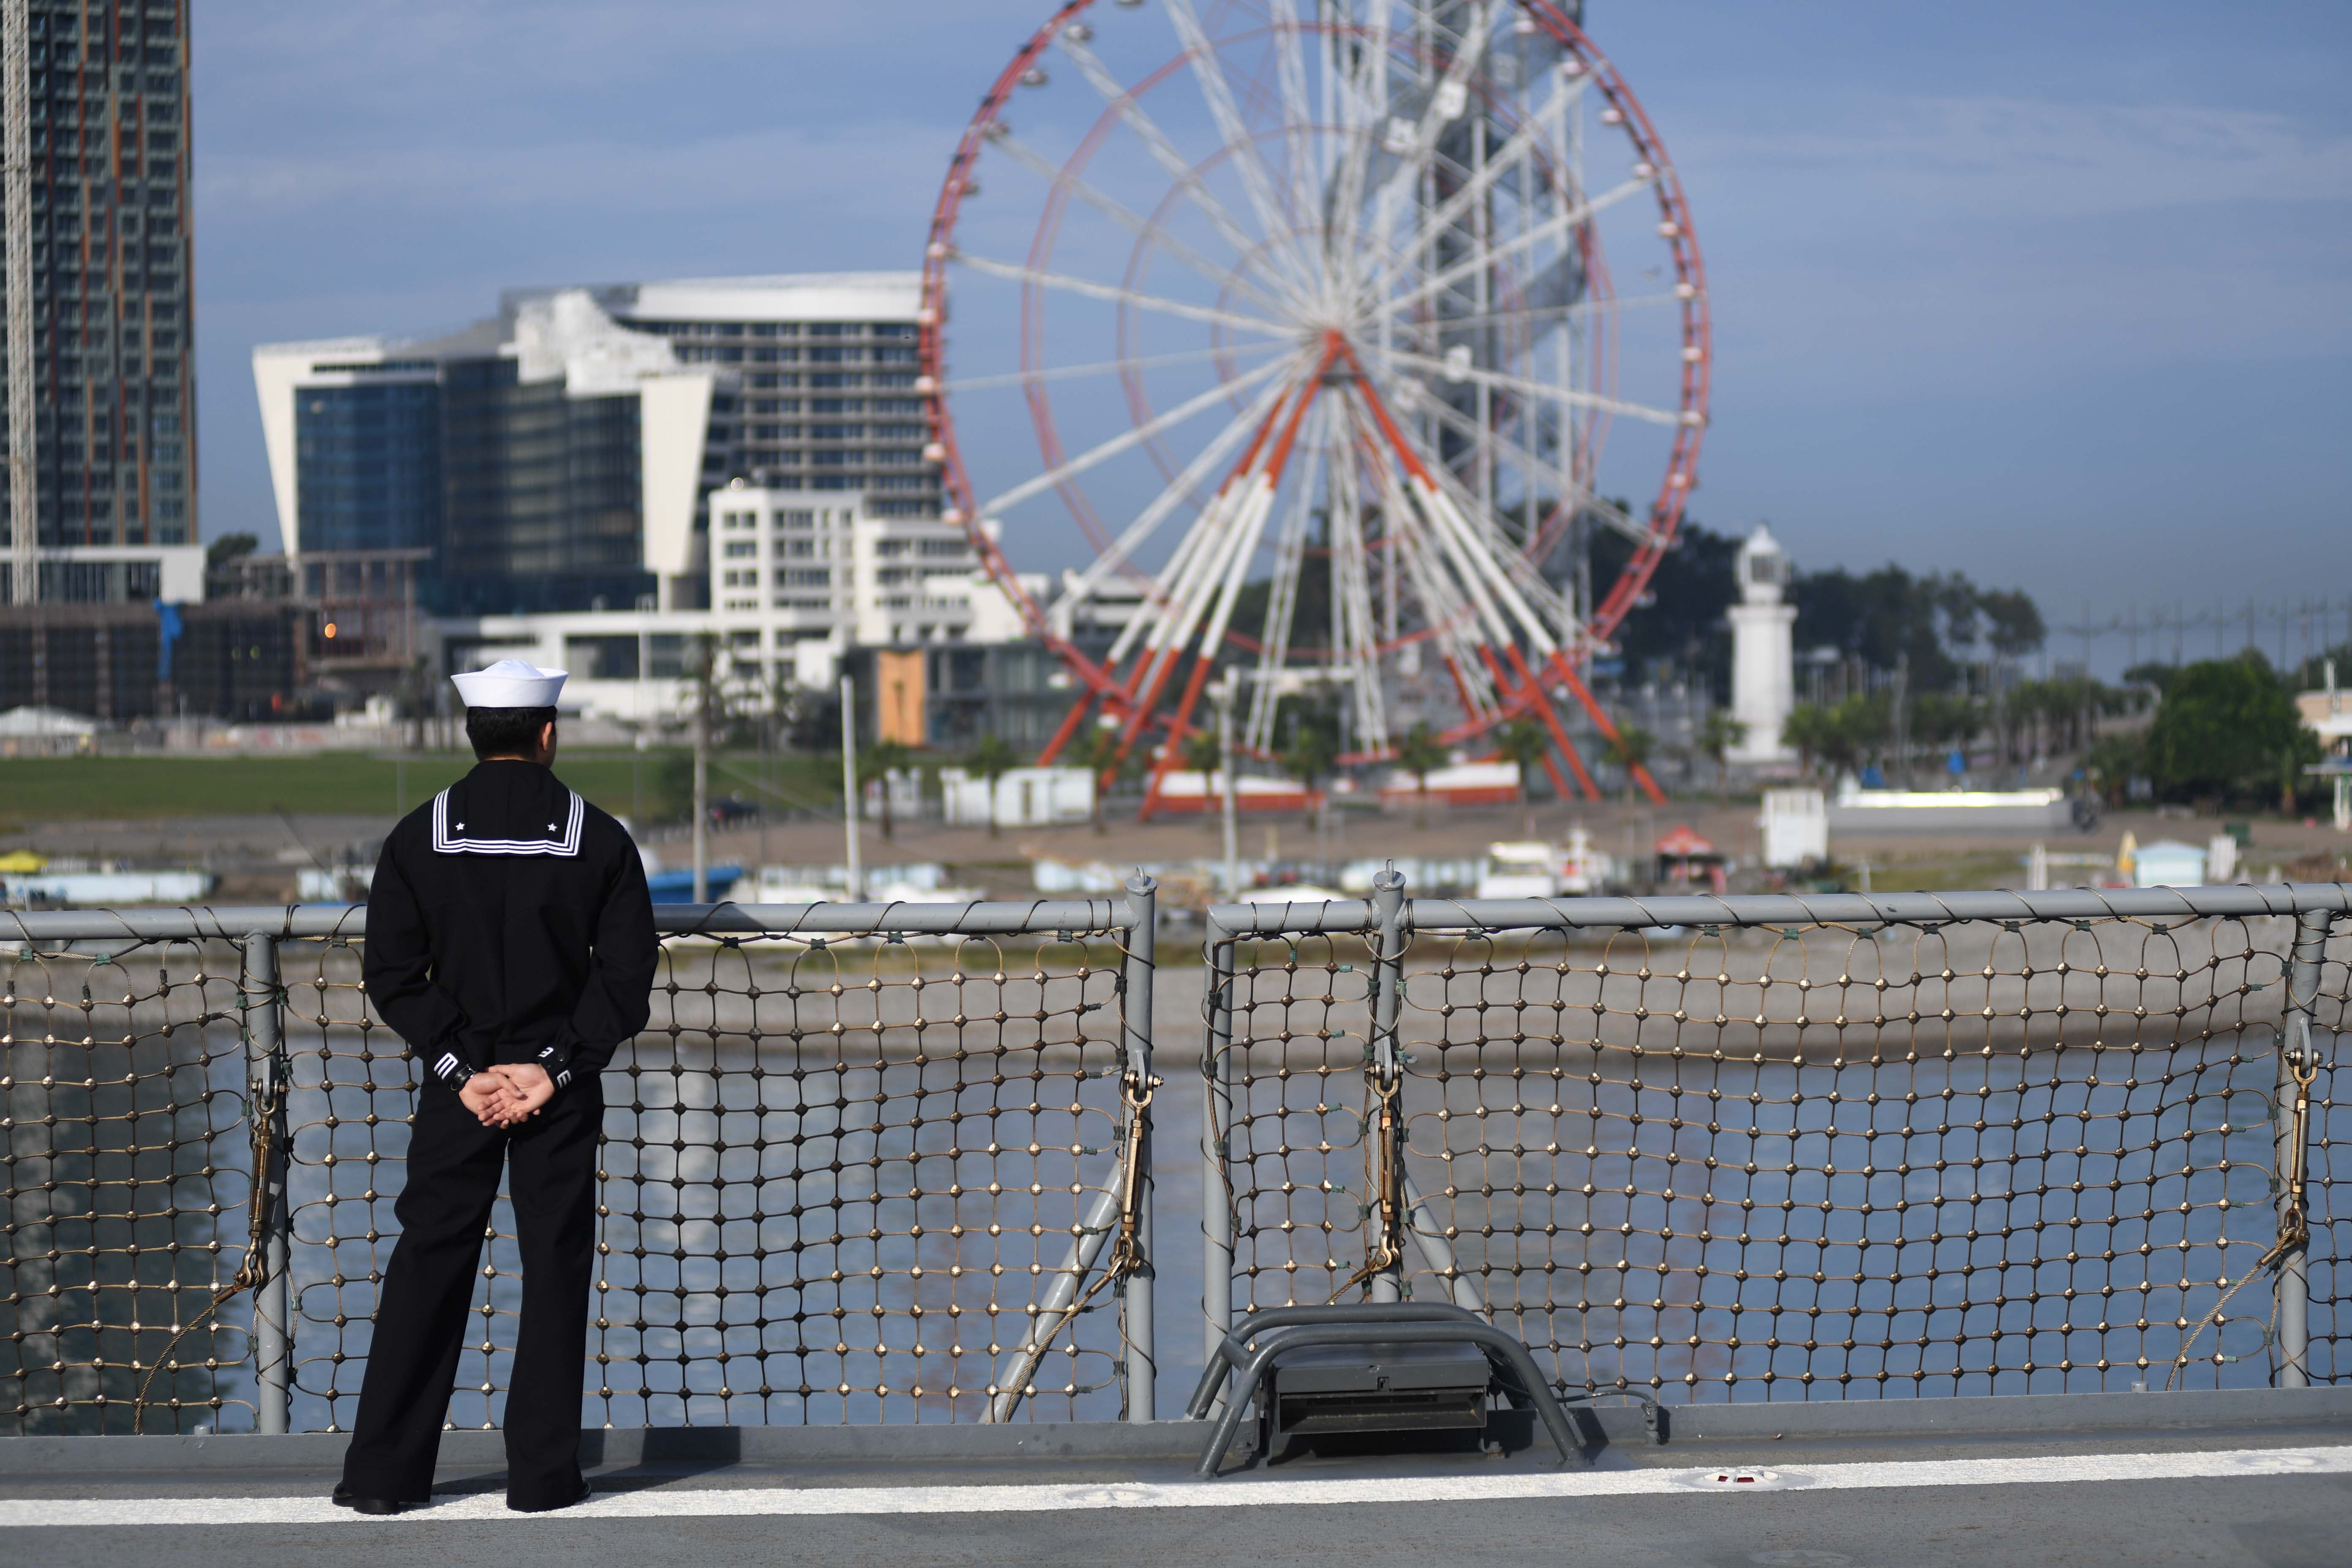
[1204,881,2352,1403]
[1,885,1159,1435]
[8,879,2349,1439]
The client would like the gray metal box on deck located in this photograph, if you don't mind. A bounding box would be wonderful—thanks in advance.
[1266,1340,1492,1438]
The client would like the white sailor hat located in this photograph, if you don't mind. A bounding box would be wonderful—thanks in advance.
[450,658,568,709]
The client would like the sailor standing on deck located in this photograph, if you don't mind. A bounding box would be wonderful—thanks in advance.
[335,659,656,1515]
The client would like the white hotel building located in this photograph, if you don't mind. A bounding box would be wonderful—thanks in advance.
[254,272,1057,721]
[448,485,1043,723]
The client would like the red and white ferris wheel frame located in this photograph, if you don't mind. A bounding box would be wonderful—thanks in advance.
[916,0,1711,719]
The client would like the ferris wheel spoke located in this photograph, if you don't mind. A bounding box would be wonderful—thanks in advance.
[944,338,1285,394]
[1386,513,1500,719]
[1579,494,1658,545]
[1357,383,1569,659]
[1063,372,1296,642]
[1370,108,1553,298]
[1383,348,1691,428]
[1349,400,1505,657]
[1160,0,1323,303]
[1407,378,1573,499]
[1408,394,1617,569]
[952,251,1296,340]
[1406,291,1686,333]
[1426,487,1562,657]
[1422,460,1583,635]
[1414,485,1540,653]
[1245,416,1324,732]
[978,350,1301,517]
[1057,36,1313,313]
[1368,175,1652,322]
[1363,1,1500,255]
[982,132,1293,319]
[1244,412,1337,749]
[1319,14,1389,279]
[1265,0,1323,227]
[1369,59,1594,297]
[1328,468,1386,749]
[1108,390,1296,666]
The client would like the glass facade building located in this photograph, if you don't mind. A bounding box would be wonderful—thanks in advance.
[2,0,197,556]
[291,364,442,554]
[432,358,653,615]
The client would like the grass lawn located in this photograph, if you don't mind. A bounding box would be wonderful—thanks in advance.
[0,748,847,823]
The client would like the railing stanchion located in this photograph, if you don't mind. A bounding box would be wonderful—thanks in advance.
[1367,867,1408,1304]
[1203,922,1239,1398]
[242,931,292,1435]
[1120,872,1157,1421]
[2277,907,2330,1388]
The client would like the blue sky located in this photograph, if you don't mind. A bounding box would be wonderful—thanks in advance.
[191,1,2351,660]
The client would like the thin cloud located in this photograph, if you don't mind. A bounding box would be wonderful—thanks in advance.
[1682,95,2352,221]
[199,122,951,222]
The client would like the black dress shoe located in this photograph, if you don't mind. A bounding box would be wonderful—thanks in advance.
[332,1484,418,1515]
[507,1482,592,1514]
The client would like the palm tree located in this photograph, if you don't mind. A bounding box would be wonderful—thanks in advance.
[1603,725,1656,803]
[1394,722,1446,828]
[1071,725,1133,835]
[1783,703,1833,780]
[864,738,912,839]
[1696,710,1747,803]
[967,732,1017,839]
[1277,726,1336,821]
[1490,719,1550,802]
[1179,728,1223,831]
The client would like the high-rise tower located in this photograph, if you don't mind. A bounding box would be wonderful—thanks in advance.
[3,0,196,603]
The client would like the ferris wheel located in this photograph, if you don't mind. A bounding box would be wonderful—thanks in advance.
[920,0,1707,811]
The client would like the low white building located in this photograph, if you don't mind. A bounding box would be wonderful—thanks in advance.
[436,487,1046,720]
[939,765,1096,828]
[2132,839,2209,889]
[15,544,207,606]
[1758,788,1829,868]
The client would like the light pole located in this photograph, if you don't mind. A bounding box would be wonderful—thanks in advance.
[632,731,647,832]
[691,700,709,904]
[840,672,862,902]
[1215,675,1240,901]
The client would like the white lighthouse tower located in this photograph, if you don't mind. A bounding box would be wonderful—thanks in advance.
[1726,523,1798,768]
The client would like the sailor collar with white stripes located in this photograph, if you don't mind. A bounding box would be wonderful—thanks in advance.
[431,784,586,857]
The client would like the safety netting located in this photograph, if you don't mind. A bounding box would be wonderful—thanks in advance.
[278,926,1139,1429]
[0,936,259,1435]
[1209,904,2352,1400]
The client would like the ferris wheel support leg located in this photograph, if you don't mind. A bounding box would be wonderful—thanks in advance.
[1110,640,1197,776]
[1037,688,1098,768]
[1435,649,1485,733]
[1474,643,1580,800]
[1103,628,1218,789]
[1134,650,1222,824]
[1492,644,1599,803]
[1546,655,1670,808]
[1533,743,1571,804]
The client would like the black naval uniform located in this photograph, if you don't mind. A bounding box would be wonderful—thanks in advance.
[342,758,656,1511]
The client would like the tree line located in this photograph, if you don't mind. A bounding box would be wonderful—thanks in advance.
[1593,519,2049,702]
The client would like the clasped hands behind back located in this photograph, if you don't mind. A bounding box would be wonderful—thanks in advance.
[458,1063,557,1127]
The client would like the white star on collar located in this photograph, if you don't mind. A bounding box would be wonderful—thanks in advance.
[546,822,558,831]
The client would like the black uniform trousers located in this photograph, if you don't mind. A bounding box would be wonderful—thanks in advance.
[340,1073,602,1510]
